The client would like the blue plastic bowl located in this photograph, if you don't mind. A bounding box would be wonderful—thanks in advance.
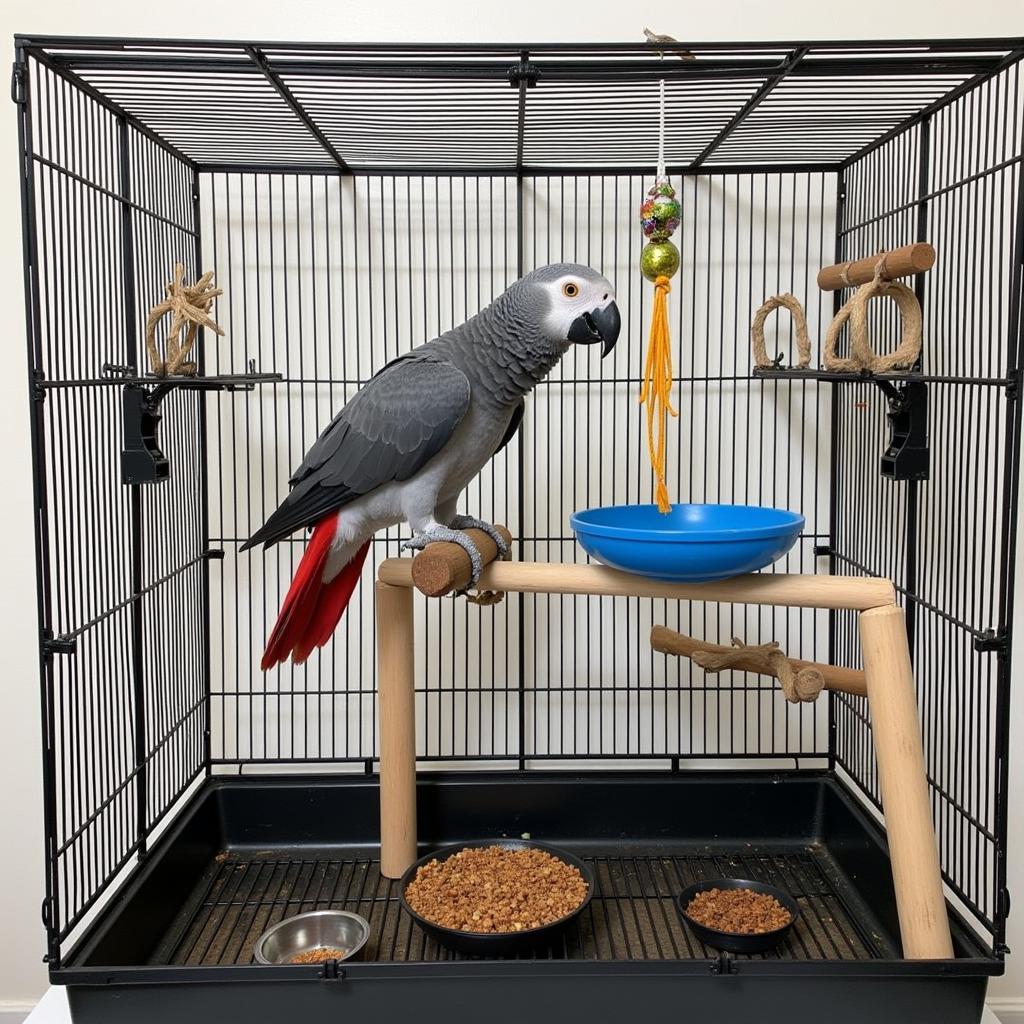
[569,503,805,582]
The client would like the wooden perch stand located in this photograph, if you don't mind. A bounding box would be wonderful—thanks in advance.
[375,555,953,960]
[817,242,935,291]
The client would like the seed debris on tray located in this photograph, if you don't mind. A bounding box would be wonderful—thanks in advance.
[405,846,588,933]
[685,888,792,934]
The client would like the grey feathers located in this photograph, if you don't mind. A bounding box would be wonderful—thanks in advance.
[242,354,470,549]
[244,262,604,549]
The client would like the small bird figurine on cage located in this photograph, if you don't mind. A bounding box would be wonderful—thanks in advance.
[642,28,696,60]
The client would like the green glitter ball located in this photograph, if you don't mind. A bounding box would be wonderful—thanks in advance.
[640,239,680,282]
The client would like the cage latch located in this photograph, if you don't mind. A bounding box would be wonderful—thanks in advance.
[40,895,60,968]
[876,379,929,481]
[708,950,734,975]
[10,62,26,105]
[507,60,540,87]
[317,959,345,982]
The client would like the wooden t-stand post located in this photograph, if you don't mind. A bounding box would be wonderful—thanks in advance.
[375,580,417,879]
[860,605,953,958]
[375,556,953,960]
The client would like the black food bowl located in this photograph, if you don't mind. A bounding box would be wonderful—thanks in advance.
[677,877,800,954]
[399,839,595,955]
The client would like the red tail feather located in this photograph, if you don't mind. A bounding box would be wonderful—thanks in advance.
[261,514,370,670]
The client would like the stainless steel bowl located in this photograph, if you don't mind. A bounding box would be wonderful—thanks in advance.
[254,910,370,965]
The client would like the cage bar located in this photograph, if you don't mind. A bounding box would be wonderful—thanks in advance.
[12,34,1024,998]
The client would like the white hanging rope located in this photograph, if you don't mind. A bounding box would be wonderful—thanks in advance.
[657,76,666,180]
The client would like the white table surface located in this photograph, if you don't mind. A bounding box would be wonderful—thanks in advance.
[21,985,1004,1023]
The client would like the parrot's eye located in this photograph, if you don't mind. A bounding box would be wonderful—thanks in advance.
[562,282,579,298]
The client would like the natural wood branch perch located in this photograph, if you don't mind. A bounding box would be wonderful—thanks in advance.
[410,525,513,598]
[817,242,935,292]
[650,625,867,701]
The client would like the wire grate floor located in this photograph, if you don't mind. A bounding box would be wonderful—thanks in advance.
[161,846,887,965]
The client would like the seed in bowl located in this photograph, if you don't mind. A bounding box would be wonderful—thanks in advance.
[404,846,588,933]
[685,887,792,934]
[287,946,349,964]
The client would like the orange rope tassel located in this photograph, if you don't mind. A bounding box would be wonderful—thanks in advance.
[638,274,677,514]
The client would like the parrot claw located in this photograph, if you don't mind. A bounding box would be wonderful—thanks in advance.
[402,525,484,586]
[447,515,509,557]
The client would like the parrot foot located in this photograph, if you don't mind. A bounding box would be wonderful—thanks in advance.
[402,525,484,586]
[447,515,510,557]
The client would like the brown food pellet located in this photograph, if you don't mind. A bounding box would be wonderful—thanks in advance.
[287,946,348,964]
[405,846,588,934]
[685,888,792,934]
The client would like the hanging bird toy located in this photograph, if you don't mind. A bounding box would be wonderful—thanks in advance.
[638,75,682,514]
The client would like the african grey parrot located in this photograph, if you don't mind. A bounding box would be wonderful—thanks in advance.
[244,263,620,669]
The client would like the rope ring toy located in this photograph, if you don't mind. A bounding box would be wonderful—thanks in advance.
[823,254,922,373]
[751,293,811,369]
[822,289,864,372]
[849,278,922,372]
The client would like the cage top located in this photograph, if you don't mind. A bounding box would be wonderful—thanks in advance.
[16,34,1024,176]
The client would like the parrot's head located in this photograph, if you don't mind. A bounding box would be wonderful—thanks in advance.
[521,263,621,358]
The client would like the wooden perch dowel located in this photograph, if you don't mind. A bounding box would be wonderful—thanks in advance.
[410,525,513,597]
[382,559,896,610]
[650,625,867,700]
[817,242,935,292]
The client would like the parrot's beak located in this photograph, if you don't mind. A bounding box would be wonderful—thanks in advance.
[568,301,621,358]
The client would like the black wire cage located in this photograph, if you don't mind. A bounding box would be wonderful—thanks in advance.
[12,34,1024,1024]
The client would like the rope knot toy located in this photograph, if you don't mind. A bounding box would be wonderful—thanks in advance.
[145,263,224,377]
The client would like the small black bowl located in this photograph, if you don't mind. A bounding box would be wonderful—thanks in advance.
[677,877,800,954]
[399,839,595,955]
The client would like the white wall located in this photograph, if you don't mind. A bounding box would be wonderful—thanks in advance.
[0,0,1022,1018]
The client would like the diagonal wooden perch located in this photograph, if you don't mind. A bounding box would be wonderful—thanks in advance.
[650,625,867,702]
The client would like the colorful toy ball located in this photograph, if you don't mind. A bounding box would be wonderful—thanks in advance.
[640,239,681,282]
[640,180,682,241]
[639,178,682,283]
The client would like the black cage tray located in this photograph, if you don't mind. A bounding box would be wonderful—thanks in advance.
[59,771,998,1024]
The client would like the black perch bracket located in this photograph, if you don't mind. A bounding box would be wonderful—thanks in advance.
[117,362,282,485]
[752,367,931,481]
[877,379,929,481]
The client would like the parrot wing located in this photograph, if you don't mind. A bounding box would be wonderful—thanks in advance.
[242,354,472,549]
[495,398,524,456]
